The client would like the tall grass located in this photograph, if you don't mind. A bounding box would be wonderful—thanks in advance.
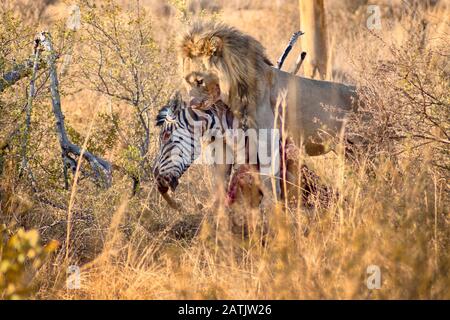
[37,149,448,299]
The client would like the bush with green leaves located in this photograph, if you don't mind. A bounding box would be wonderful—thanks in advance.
[0,225,58,299]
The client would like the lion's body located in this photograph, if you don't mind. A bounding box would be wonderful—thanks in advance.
[271,68,357,155]
[179,21,358,201]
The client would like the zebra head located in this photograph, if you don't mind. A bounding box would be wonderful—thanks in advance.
[153,92,232,195]
[153,92,190,194]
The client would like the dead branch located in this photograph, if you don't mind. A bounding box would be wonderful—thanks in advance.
[20,38,41,176]
[37,32,112,188]
[0,54,47,93]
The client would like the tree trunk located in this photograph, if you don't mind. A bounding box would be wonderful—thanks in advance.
[299,0,329,80]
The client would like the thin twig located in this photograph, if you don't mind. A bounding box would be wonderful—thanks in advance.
[20,38,41,176]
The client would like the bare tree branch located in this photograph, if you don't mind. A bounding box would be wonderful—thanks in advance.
[38,32,112,188]
[20,38,41,176]
[0,54,47,93]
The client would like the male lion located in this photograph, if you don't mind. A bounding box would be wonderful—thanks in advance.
[179,21,358,203]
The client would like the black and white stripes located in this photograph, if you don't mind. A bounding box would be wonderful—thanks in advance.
[153,98,235,191]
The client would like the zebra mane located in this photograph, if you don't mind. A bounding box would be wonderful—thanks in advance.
[155,91,184,127]
[156,106,174,126]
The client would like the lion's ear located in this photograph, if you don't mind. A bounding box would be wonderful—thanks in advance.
[208,36,223,56]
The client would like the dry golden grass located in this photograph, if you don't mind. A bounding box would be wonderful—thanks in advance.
[33,151,449,300]
[1,0,449,299]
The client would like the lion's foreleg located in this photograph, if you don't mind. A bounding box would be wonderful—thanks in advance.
[212,140,233,201]
[212,163,232,204]
[254,94,281,204]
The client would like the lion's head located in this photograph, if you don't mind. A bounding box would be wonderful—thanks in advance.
[184,70,221,109]
[179,21,272,115]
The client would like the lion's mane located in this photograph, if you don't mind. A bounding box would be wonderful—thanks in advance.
[179,21,272,116]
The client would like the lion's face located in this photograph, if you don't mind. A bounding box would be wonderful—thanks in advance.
[182,56,221,109]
